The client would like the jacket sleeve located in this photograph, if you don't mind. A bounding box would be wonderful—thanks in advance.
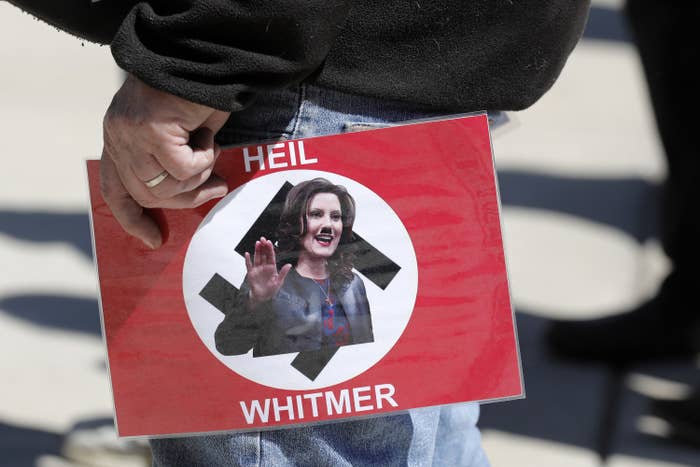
[7,0,138,44]
[111,0,351,111]
[353,275,374,344]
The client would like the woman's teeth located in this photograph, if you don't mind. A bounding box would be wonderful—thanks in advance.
[315,234,333,245]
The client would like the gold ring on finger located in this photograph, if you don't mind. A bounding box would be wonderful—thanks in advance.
[144,170,169,188]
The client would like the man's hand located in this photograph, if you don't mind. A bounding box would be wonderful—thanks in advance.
[100,74,231,248]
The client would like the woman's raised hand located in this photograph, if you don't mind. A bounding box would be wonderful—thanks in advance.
[244,237,292,305]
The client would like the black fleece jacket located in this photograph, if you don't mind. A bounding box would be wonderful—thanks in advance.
[9,0,590,113]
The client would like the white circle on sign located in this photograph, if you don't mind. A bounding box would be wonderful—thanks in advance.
[183,170,417,390]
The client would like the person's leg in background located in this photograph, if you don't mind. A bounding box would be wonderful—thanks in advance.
[625,1,700,446]
[150,84,491,467]
[547,1,700,364]
[547,0,700,445]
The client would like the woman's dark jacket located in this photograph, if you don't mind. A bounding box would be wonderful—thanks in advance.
[8,1,590,113]
[215,268,373,357]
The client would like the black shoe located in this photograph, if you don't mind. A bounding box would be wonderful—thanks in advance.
[546,271,699,365]
[646,391,700,447]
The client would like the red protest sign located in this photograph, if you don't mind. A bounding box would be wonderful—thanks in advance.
[88,114,522,437]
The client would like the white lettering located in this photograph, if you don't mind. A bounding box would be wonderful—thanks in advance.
[242,141,317,173]
[267,143,288,169]
[240,399,270,424]
[353,386,374,412]
[288,140,297,166]
[243,146,265,173]
[273,396,295,422]
[303,392,323,417]
[239,384,398,424]
[326,389,351,415]
[375,384,398,409]
[298,141,317,165]
[296,394,305,419]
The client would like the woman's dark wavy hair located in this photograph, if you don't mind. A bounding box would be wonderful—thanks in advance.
[276,178,356,288]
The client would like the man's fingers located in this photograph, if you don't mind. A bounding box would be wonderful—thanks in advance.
[158,175,228,209]
[101,158,226,248]
[109,192,163,250]
[121,162,227,209]
[147,166,215,200]
[105,74,228,184]
[100,156,162,249]
[127,153,170,185]
[153,127,217,181]
[100,73,231,247]
[105,113,216,183]
[190,126,215,151]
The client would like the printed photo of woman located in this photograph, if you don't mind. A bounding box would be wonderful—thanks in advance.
[215,178,374,357]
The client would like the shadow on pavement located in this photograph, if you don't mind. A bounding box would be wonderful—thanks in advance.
[480,311,608,456]
[480,311,700,465]
[0,422,62,467]
[0,210,92,259]
[583,5,632,43]
[498,170,661,243]
[0,294,101,335]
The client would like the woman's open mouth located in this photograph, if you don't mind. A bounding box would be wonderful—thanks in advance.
[315,234,334,247]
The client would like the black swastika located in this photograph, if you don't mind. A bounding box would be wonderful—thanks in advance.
[200,181,401,380]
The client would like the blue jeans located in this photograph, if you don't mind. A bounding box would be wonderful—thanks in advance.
[150,85,491,467]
